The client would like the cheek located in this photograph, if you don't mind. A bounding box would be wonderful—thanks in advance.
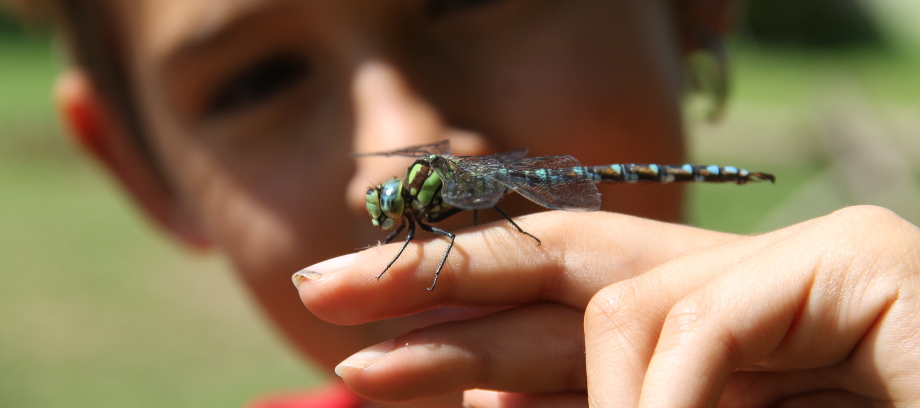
[211,154,365,275]
[145,116,366,279]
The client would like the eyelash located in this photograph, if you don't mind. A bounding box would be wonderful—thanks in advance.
[205,53,310,117]
[427,0,503,18]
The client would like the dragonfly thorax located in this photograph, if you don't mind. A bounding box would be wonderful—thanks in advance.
[366,159,461,231]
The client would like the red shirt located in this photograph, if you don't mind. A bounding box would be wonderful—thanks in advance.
[246,382,361,408]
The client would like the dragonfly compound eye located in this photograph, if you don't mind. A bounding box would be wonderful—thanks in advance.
[379,178,405,221]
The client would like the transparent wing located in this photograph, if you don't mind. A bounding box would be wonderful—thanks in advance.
[428,148,527,210]
[349,140,451,158]
[501,155,602,210]
[490,148,528,163]
[430,155,511,210]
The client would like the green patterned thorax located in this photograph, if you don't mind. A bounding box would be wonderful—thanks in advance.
[364,158,459,232]
[404,159,456,222]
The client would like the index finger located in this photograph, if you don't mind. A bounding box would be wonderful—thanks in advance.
[294,211,737,325]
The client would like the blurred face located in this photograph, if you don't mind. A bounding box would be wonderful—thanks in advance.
[111,0,687,358]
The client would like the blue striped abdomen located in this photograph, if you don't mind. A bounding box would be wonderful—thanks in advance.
[583,164,775,185]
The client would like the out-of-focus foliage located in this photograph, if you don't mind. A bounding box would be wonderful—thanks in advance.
[741,0,886,48]
[0,6,31,35]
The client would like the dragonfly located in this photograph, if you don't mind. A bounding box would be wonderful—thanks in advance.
[355,140,774,290]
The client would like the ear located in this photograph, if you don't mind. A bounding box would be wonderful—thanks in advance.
[55,69,211,250]
[674,0,739,54]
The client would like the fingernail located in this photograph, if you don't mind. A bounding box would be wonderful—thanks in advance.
[291,253,358,288]
[335,339,395,377]
[291,270,322,287]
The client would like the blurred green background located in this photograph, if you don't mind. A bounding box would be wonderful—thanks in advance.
[1,2,919,407]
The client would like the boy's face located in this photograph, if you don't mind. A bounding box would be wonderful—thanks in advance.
[105,0,687,355]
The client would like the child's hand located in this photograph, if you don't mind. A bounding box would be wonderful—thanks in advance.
[294,205,920,407]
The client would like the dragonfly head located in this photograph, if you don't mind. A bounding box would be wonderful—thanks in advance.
[366,178,405,230]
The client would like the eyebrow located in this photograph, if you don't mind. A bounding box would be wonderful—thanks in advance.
[161,2,283,68]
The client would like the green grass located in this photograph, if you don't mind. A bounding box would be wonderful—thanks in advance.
[0,35,60,127]
[731,44,920,107]
[0,159,325,408]
[688,162,825,233]
[688,42,920,232]
[1,32,918,407]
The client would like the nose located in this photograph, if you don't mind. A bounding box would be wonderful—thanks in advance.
[346,60,491,214]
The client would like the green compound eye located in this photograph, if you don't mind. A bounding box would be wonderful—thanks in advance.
[378,178,405,220]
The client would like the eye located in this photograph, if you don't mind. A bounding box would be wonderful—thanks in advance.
[205,53,310,117]
[427,0,504,18]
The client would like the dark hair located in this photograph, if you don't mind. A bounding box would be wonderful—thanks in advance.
[5,0,160,170]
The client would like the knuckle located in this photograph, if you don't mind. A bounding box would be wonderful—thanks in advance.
[665,296,745,367]
[806,206,910,265]
[584,280,646,338]
[663,297,713,343]
[818,205,919,273]
[825,205,916,242]
[585,283,632,322]
[826,205,907,236]
[666,296,708,332]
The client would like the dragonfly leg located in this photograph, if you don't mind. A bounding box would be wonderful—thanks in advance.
[382,219,407,245]
[377,218,416,280]
[417,221,456,291]
[472,210,479,226]
[493,206,541,246]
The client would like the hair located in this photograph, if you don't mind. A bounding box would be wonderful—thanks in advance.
[3,0,159,168]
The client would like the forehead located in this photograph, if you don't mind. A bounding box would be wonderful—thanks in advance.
[117,0,302,61]
[114,0,671,65]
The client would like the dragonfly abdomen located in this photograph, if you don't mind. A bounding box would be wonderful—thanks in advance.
[583,164,775,185]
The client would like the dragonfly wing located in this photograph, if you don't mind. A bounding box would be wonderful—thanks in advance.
[502,155,602,211]
[433,156,510,210]
[350,140,451,158]
[490,148,528,163]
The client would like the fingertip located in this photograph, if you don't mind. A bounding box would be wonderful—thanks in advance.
[464,390,589,408]
[333,340,467,402]
[292,269,323,288]
[292,253,357,295]
[463,389,501,408]
[335,339,395,379]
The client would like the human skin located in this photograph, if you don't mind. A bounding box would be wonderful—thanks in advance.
[55,0,714,406]
[296,206,920,407]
